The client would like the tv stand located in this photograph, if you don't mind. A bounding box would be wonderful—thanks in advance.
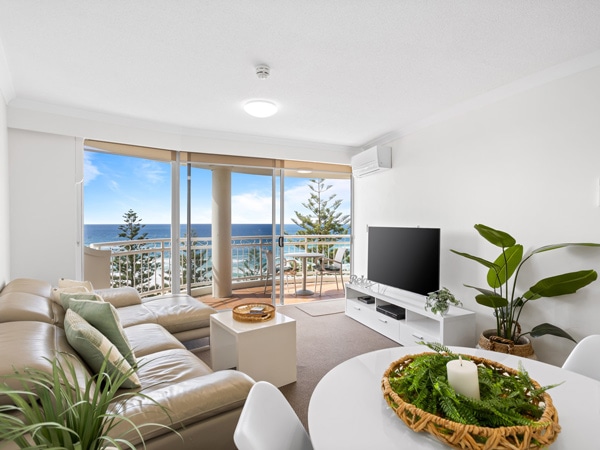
[345,282,475,346]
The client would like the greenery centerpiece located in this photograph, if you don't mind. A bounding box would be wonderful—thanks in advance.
[425,287,462,315]
[450,224,600,346]
[0,353,174,449]
[382,343,561,449]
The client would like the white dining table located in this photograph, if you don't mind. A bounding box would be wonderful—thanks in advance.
[285,252,322,296]
[308,346,600,449]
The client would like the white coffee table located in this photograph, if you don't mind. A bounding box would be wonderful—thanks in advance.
[209,310,297,387]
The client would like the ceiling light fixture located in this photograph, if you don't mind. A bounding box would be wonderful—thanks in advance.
[297,169,312,174]
[243,64,278,118]
[244,99,278,118]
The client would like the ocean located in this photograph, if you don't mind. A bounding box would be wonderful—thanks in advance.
[84,223,303,246]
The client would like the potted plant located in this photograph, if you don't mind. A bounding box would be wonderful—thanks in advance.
[0,352,174,449]
[425,287,462,315]
[451,224,600,357]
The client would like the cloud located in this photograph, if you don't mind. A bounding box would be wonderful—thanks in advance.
[136,161,166,185]
[83,152,101,185]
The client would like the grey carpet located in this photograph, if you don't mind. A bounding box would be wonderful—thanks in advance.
[294,298,346,316]
[192,303,398,431]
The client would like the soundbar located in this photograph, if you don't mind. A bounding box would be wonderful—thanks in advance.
[376,304,406,320]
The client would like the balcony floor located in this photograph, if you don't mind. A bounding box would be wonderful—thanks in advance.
[197,276,345,310]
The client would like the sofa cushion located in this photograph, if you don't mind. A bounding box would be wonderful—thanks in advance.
[51,286,90,305]
[66,299,136,367]
[0,292,57,325]
[0,278,53,298]
[124,323,186,357]
[64,309,140,389]
[94,287,142,308]
[58,278,94,291]
[0,321,91,405]
[59,291,103,310]
[142,294,215,334]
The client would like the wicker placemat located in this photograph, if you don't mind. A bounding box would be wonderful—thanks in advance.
[381,352,561,449]
[232,303,275,322]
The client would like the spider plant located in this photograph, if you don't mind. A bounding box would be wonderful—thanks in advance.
[451,224,600,344]
[0,352,175,449]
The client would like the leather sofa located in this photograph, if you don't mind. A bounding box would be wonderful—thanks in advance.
[0,278,255,449]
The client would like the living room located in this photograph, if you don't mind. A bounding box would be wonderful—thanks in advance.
[1,3,600,447]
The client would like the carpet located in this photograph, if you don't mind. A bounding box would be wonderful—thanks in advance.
[294,298,345,316]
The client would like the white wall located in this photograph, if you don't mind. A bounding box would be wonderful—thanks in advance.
[0,96,8,286]
[8,129,81,283]
[353,66,600,366]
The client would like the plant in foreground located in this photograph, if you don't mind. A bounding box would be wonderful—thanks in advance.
[0,352,175,449]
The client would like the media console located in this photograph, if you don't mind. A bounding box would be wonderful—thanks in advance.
[345,282,476,346]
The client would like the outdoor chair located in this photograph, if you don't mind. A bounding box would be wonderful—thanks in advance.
[264,250,298,294]
[314,247,347,295]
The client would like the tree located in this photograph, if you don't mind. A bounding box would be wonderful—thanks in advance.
[292,178,350,235]
[291,178,350,256]
[181,228,212,286]
[111,209,158,291]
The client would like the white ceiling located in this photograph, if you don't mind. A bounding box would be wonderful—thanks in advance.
[1,1,600,150]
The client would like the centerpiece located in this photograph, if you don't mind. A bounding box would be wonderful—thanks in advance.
[381,343,560,449]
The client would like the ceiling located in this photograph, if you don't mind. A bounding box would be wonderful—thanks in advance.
[1,1,600,151]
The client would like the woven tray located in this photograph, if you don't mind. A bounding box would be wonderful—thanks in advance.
[381,352,561,449]
[232,303,275,322]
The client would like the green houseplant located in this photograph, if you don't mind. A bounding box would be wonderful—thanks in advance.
[425,287,462,315]
[451,224,600,346]
[0,352,174,449]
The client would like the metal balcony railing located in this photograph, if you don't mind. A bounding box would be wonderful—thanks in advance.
[90,234,350,297]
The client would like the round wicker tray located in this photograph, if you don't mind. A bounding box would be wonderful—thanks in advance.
[381,352,561,449]
[232,303,275,322]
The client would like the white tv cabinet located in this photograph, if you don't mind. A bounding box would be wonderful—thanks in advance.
[345,283,475,346]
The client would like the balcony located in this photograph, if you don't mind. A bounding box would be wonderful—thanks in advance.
[88,234,350,310]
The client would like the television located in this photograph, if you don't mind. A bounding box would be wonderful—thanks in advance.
[367,226,440,296]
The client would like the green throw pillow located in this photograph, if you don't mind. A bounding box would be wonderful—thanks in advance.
[65,298,137,367]
[59,291,103,310]
[64,309,140,389]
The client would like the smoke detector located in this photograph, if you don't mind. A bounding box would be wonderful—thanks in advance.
[255,65,271,79]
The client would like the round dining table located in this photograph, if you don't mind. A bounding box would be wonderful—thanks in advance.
[308,345,600,449]
[285,252,322,296]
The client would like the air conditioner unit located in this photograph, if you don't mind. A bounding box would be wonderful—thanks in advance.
[351,146,392,178]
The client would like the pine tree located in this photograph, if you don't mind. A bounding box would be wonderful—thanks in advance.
[111,209,158,291]
[291,178,350,256]
[181,228,212,286]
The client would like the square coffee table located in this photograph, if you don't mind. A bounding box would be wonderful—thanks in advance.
[209,310,297,387]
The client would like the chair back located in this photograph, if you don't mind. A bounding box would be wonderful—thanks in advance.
[234,381,313,450]
[265,250,274,275]
[562,334,600,381]
[333,247,347,263]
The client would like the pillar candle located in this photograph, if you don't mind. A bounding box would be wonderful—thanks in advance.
[446,356,480,400]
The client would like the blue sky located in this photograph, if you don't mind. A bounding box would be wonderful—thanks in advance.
[84,151,351,224]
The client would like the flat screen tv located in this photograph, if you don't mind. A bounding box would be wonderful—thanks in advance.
[367,226,440,296]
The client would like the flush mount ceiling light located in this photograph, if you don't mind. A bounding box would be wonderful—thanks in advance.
[243,64,278,118]
[244,99,278,118]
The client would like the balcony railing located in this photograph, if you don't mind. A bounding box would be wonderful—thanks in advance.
[89,234,350,297]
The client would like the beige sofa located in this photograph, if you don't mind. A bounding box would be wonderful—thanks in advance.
[0,278,255,449]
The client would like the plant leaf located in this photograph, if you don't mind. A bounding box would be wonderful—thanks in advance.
[475,294,509,308]
[474,224,516,248]
[487,244,523,289]
[450,249,499,272]
[530,323,576,342]
[527,270,598,298]
[530,242,600,255]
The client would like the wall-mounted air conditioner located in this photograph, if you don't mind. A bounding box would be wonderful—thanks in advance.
[351,146,392,178]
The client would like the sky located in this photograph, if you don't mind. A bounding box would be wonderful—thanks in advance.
[84,151,351,224]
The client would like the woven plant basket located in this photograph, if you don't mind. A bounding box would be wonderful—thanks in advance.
[478,329,536,359]
[381,352,561,449]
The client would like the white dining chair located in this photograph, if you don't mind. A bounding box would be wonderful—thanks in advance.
[314,247,346,295]
[263,250,297,294]
[562,334,600,381]
[234,381,313,450]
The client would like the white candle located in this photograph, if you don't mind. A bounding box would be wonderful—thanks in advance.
[446,356,480,400]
